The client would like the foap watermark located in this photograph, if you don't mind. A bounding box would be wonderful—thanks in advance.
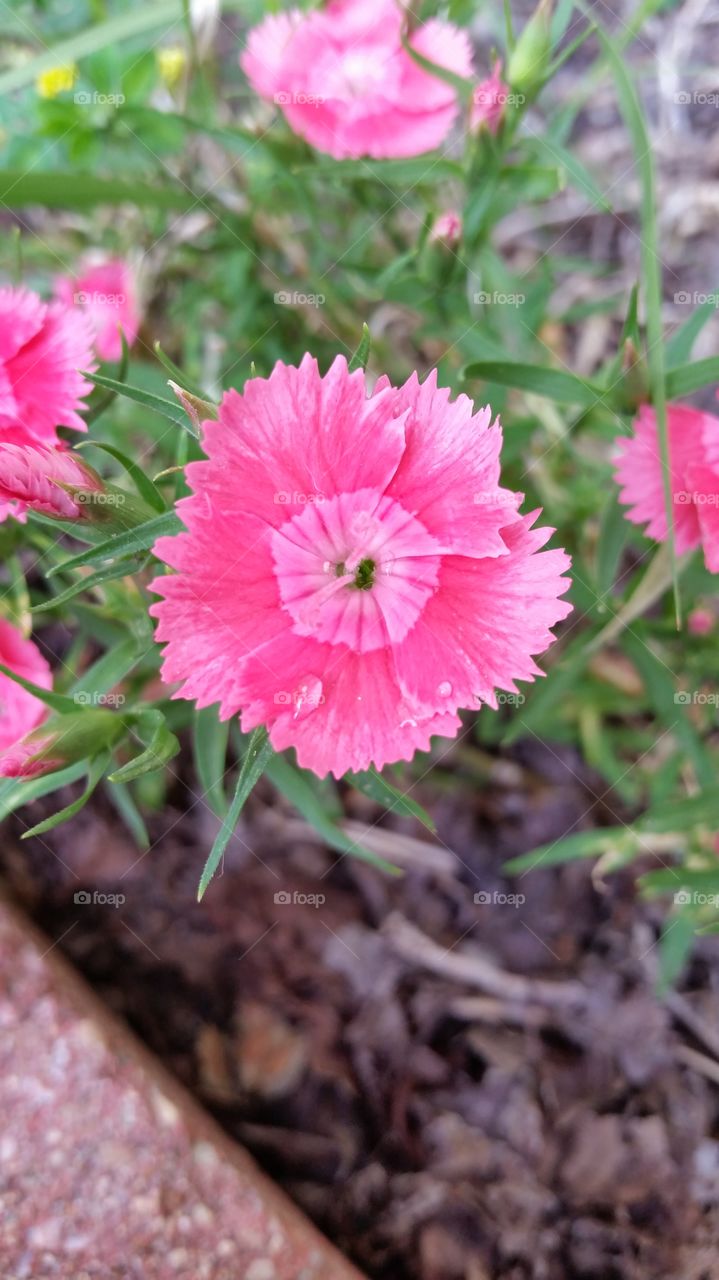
[76,491,126,508]
[274,889,326,908]
[674,689,719,706]
[473,88,525,108]
[74,290,126,307]
[74,691,126,708]
[675,490,719,506]
[274,686,325,710]
[674,90,719,107]
[497,691,526,706]
[674,889,719,907]
[274,290,325,307]
[274,90,325,107]
[74,90,125,107]
[674,291,719,307]
[474,889,526,907]
[473,491,514,507]
[74,889,125,908]
[474,290,525,307]
[274,490,325,505]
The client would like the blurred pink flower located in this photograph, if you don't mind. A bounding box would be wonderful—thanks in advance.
[0,443,102,521]
[470,63,510,134]
[0,286,95,443]
[429,211,462,245]
[241,0,473,159]
[0,620,52,756]
[688,606,714,636]
[54,259,140,362]
[150,355,572,778]
[614,402,719,572]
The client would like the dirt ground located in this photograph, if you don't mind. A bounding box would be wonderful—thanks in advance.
[3,727,719,1280]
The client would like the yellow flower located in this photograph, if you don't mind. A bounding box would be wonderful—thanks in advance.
[157,46,187,90]
[36,64,78,100]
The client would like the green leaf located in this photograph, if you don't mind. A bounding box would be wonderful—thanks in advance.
[47,511,182,579]
[0,762,88,824]
[640,791,719,833]
[525,134,611,211]
[265,754,400,873]
[400,29,473,99]
[595,491,631,596]
[197,727,274,901]
[21,753,110,839]
[83,371,199,436]
[622,629,713,789]
[78,443,165,513]
[105,780,150,850]
[641,867,719,894]
[0,663,77,715]
[193,708,230,818]
[588,9,678,622]
[108,715,180,784]
[665,358,719,400]
[348,324,371,373]
[666,299,719,366]
[0,172,192,212]
[657,911,696,994]
[31,558,145,613]
[504,827,629,873]
[462,360,603,407]
[153,342,207,401]
[70,636,145,702]
[347,767,436,832]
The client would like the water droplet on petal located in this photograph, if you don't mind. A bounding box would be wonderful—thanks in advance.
[437,681,453,697]
[399,717,418,728]
[293,674,324,721]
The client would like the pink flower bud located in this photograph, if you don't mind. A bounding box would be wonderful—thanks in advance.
[0,444,103,520]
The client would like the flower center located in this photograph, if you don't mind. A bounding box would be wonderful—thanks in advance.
[271,489,442,654]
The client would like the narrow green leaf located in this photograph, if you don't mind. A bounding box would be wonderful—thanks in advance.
[0,762,88,824]
[665,358,719,400]
[0,172,192,211]
[266,754,400,873]
[105,780,150,850]
[657,911,696,994]
[197,727,274,901]
[193,708,230,818]
[83,371,198,435]
[504,827,628,873]
[462,360,603,407]
[47,511,182,579]
[32,559,145,613]
[21,753,110,839]
[0,663,77,714]
[154,343,207,401]
[79,443,165,513]
[108,717,180,784]
[347,767,436,832]
[525,134,610,211]
[348,324,371,373]
[666,299,719,366]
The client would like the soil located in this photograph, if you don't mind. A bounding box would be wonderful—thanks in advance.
[3,731,719,1280]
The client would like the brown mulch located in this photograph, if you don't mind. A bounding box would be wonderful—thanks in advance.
[2,732,719,1280]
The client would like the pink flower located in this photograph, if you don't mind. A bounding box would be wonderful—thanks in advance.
[0,732,63,780]
[470,63,511,134]
[54,258,140,363]
[0,620,52,756]
[241,0,473,160]
[150,356,572,778]
[0,443,102,520]
[0,286,95,443]
[429,211,462,245]
[688,606,714,636]
[614,403,719,572]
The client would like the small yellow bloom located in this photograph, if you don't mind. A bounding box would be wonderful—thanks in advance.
[157,46,187,90]
[36,64,78,100]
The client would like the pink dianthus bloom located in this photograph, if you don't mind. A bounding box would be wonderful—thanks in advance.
[150,356,572,778]
[0,285,95,443]
[241,0,473,160]
[54,258,140,363]
[0,732,63,780]
[614,402,719,572]
[0,443,102,521]
[429,211,462,246]
[470,63,511,134]
[0,620,52,756]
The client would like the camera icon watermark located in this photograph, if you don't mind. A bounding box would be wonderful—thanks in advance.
[674,689,719,706]
[674,889,719,906]
[673,90,719,106]
[74,90,125,107]
[274,290,325,308]
[74,889,125,908]
[274,889,326,908]
[473,290,525,307]
[474,889,526,907]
